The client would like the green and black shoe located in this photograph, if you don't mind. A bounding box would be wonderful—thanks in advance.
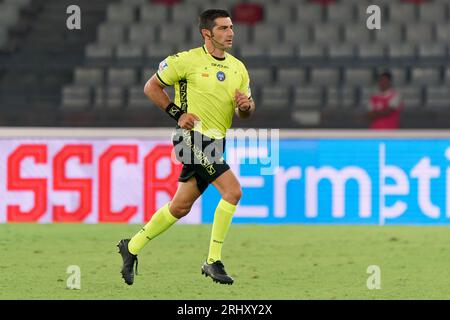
[117,239,138,285]
[201,260,234,285]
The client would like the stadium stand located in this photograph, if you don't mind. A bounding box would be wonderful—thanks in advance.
[0,0,448,128]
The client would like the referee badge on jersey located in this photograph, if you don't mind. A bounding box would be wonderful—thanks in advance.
[216,71,226,81]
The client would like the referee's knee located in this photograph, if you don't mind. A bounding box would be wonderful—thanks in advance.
[169,202,192,219]
[222,187,242,206]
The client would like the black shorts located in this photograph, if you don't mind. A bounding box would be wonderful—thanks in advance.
[172,128,230,194]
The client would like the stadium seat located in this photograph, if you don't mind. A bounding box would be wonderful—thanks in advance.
[189,26,203,44]
[387,43,416,59]
[344,69,374,87]
[277,68,307,86]
[293,87,324,110]
[107,4,136,24]
[218,0,241,7]
[391,68,408,86]
[326,4,354,23]
[418,2,447,23]
[405,24,434,44]
[152,0,181,5]
[344,24,372,44]
[239,44,267,58]
[425,86,450,109]
[410,68,441,86]
[313,24,341,44]
[326,87,357,109]
[388,3,417,23]
[159,25,188,45]
[327,44,355,59]
[310,0,337,5]
[360,87,376,108]
[260,86,290,110]
[139,4,169,24]
[253,24,281,44]
[0,28,8,48]
[417,44,447,58]
[297,44,326,59]
[4,0,33,8]
[0,4,20,28]
[267,44,295,58]
[231,2,263,25]
[145,44,174,59]
[62,86,91,109]
[120,0,148,7]
[128,86,150,108]
[215,0,242,8]
[107,68,137,86]
[374,23,403,44]
[444,68,450,84]
[283,24,311,44]
[436,24,450,43]
[357,44,386,59]
[186,0,212,9]
[141,68,154,84]
[85,44,114,60]
[172,4,200,24]
[97,23,126,45]
[94,86,125,109]
[247,68,273,87]
[264,5,294,24]
[129,24,156,45]
[310,68,340,86]
[74,68,104,86]
[116,44,144,59]
[296,4,323,24]
[396,86,423,109]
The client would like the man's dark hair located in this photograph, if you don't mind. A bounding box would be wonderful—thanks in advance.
[379,71,393,81]
[198,9,231,38]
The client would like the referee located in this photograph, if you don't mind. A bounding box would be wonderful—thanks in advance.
[117,9,255,285]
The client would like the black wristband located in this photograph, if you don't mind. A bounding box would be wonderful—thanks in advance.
[165,102,185,122]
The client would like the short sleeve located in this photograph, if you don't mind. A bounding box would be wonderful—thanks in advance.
[388,92,402,109]
[239,64,252,99]
[155,52,188,87]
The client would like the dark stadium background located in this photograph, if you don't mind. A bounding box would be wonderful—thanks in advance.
[0,0,448,129]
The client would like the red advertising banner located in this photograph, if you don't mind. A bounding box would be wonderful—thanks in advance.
[0,139,201,224]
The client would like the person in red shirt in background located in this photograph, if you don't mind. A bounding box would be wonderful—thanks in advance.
[367,72,404,129]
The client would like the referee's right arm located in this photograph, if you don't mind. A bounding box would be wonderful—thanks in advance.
[144,74,171,110]
[144,75,199,130]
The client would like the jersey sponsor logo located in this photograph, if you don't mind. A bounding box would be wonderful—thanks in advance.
[216,71,226,81]
[158,59,168,72]
[179,80,187,112]
[211,63,229,69]
[201,73,209,77]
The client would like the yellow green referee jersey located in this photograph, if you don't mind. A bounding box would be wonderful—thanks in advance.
[155,45,251,139]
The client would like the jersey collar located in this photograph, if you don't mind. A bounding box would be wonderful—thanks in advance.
[202,45,227,61]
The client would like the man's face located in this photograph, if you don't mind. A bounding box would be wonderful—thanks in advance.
[208,17,234,49]
[378,75,391,91]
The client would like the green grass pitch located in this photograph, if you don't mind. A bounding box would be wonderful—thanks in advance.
[1,223,450,299]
